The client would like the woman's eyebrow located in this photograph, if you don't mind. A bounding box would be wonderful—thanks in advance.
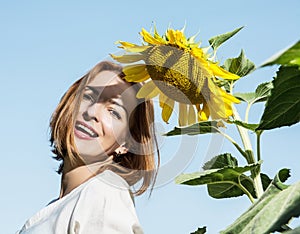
[86,85,129,115]
[86,86,100,96]
[109,99,128,115]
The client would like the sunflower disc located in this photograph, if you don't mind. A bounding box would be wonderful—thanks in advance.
[142,45,211,104]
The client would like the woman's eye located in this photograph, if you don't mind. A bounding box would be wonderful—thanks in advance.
[83,93,95,103]
[108,108,121,120]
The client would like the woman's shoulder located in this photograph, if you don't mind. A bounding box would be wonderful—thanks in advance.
[71,170,143,234]
[77,170,135,211]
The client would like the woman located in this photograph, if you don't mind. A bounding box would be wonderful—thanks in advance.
[17,61,160,234]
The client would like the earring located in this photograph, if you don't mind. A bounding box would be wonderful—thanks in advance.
[114,150,121,157]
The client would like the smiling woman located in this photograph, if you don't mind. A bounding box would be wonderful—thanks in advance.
[17,61,160,234]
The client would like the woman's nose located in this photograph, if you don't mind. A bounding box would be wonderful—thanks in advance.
[83,103,100,122]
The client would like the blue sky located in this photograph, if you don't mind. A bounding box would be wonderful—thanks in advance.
[1,1,300,233]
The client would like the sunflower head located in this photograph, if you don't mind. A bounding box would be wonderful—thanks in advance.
[144,45,209,104]
[111,27,241,126]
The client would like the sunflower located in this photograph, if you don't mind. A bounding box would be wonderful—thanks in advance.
[111,27,240,126]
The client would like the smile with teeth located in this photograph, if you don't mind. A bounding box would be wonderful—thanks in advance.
[75,122,99,138]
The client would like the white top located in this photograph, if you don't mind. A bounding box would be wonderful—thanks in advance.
[17,170,144,234]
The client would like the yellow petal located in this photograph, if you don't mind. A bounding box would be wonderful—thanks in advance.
[161,97,174,123]
[136,81,160,99]
[205,78,238,119]
[188,105,196,125]
[191,47,207,61]
[118,41,150,53]
[125,45,151,53]
[159,93,168,108]
[179,103,188,126]
[175,30,184,41]
[110,53,143,63]
[209,62,240,80]
[153,27,166,44]
[166,29,176,44]
[123,64,146,75]
[198,103,209,121]
[206,93,232,119]
[204,86,226,119]
[140,28,164,45]
[174,30,188,48]
[220,89,241,104]
[123,64,150,82]
[224,103,233,116]
[117,41,139,48]
[125,72,150,82]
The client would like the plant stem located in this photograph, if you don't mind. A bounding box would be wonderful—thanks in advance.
[238,176,255,203]
[245,102,253,123]
[232,105,264,198]
[256,131,262,162]
[217,129,248,159]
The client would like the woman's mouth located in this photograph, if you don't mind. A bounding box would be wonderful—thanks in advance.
[74,121,99,139]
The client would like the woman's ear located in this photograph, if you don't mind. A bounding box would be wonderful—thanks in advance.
[115,143,128,155]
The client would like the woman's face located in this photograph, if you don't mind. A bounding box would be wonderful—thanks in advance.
[74,70,137,162]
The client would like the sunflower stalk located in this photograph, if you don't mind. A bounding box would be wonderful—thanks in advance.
[217,129,248,159]
[245,102,252,123]
[232,105,264,198]
[256,130,263,162]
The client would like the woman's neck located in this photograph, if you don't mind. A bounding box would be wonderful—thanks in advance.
[59,157,113,198]
[59,166,93,198]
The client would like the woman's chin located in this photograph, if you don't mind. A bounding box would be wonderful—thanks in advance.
[75,143,108,161]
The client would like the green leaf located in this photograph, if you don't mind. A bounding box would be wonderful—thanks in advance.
[175,162,261,186]
[163,120,222,136]
[202,153,238,170]
[253,81,274,103]
[207,174,255,199]
[274,168,291,189]
[223,50,256,77]
[234,82,273,104]
[260,173,272,191]
[209,26,243,51]
[228,120,259,131]
[284,226,300,234]
[261,40,300,67]
[176,161,261,200]
[190,227,207,234]
[220,169,300,234]
[234,92,255,102]
[202,154,256,199]
[257,66,300,130]
[207,171,273,199]
[261,170,290,191]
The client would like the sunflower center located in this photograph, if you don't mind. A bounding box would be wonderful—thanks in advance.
[143,45,211,104]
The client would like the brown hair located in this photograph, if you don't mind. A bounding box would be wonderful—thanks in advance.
[50,61,160,195]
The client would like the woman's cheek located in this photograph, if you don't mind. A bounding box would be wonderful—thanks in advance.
[78,103,89,114]
[106,119,128,140]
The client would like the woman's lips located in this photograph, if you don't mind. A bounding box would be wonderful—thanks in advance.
[74,121,99,139]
